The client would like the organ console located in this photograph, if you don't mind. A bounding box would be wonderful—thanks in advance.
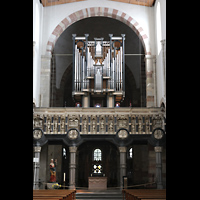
[72,34,125,107]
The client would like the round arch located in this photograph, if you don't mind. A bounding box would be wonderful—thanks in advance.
[46,7,151,55]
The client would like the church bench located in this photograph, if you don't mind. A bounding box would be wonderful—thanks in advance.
[33,189,76,200]
[122,189,166,200]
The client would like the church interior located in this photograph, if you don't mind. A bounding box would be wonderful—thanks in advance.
[33,0,166,197]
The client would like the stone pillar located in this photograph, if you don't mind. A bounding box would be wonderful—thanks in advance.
[154,146,163,189]
[161,40,166,98]
[33,146,41,190]
[40,55,52,107]
[119,146,127,189]
[145,55,156,107]
[69,146,77,189]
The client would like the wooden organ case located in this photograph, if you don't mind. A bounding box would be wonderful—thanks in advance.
[72,34,125,107]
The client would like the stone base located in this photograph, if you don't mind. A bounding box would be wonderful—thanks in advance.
[47,182,58,189]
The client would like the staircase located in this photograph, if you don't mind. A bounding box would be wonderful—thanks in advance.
[75,190,123,200]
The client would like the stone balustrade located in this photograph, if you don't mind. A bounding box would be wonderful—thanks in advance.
[33,107,166,135]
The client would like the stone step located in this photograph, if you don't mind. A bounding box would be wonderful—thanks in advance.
[76,190,123,200]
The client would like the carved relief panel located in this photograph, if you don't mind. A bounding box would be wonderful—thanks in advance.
[82,115,88,134]
[60,115,65,134]
[152,114,163,130]
[68,115,79,129]
[53,115,58,134]
[99,115,105,134]
[33,114,44,129]
[46,115,51,134]
[117,115,128,130]
[108,115,114,134]
[91,115,97,134]
[137,116,143,134]
[131,115,136,134]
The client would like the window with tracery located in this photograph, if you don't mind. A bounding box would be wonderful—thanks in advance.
[94,148,102,161]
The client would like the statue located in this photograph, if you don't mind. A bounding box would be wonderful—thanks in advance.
[49,159,57,183]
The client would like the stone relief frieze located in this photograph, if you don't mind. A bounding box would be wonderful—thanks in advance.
[33,108,165,135]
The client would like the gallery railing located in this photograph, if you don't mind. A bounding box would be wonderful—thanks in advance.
[33,107,166,135]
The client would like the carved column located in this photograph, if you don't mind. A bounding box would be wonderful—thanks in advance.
[119,146,127,189]
[154,146,163,189]
[69,146,77,189]
[145,55,156,107]
[33,146,41,190]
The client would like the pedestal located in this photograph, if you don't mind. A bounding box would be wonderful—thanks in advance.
[88,177,107,190]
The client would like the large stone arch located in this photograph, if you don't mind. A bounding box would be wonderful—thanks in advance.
[46,7,151,55]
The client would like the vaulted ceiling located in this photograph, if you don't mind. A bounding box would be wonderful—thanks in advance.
[41,0,156,7]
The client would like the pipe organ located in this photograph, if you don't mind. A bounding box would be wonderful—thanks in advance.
[72,34,125,107]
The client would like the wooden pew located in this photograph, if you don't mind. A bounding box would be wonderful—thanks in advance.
[122,189,166,200]
[33,189,76,200]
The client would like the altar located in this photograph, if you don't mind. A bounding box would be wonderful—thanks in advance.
[88,177,107,190]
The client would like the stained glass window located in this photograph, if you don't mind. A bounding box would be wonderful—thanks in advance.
[94,148,102,161]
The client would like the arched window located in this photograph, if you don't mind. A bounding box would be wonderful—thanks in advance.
[94,148,102,161]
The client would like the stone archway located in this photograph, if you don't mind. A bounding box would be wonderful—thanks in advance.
[46,7,151,56]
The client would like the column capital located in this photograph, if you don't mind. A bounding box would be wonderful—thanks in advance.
[33,146,41,153]
[154,146,162,153]
[145,55,156,60]
[69,146,77,153]
[118,146,127,153]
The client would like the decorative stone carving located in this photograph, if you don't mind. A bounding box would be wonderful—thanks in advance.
[152,114,163,130]
[145,116,150,134]
[82,115,88,134]
[138,116,143,134]
[53,115,58,134]
[108,115,114,134]
[60,115,65,134]
[68,129,79,140]
[131,115,136,134]
[91,115,96,134]
[117,115,128,130]
[68,115,79,129]
[118,129,128,139]
[33,114,43,128]
[99,115,105,133]
[46,115,51,134]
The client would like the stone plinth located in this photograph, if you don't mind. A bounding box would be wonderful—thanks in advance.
[88,177,107,190]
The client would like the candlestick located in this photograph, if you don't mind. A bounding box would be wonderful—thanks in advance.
[64,172,65,182]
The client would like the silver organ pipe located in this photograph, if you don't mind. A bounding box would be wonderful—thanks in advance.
[72,34,125,102]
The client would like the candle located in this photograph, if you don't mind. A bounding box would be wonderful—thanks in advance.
[64,173,65,182]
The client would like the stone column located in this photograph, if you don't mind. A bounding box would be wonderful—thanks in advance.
[33,146,41,190]
[161,40,166,98]
[154,146,163,189]
[69,146,77,189]
[145,55,156,107]
[40,55,52,107]
[119,146,127,189]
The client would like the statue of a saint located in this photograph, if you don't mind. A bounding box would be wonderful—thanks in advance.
[49,159,57,182]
